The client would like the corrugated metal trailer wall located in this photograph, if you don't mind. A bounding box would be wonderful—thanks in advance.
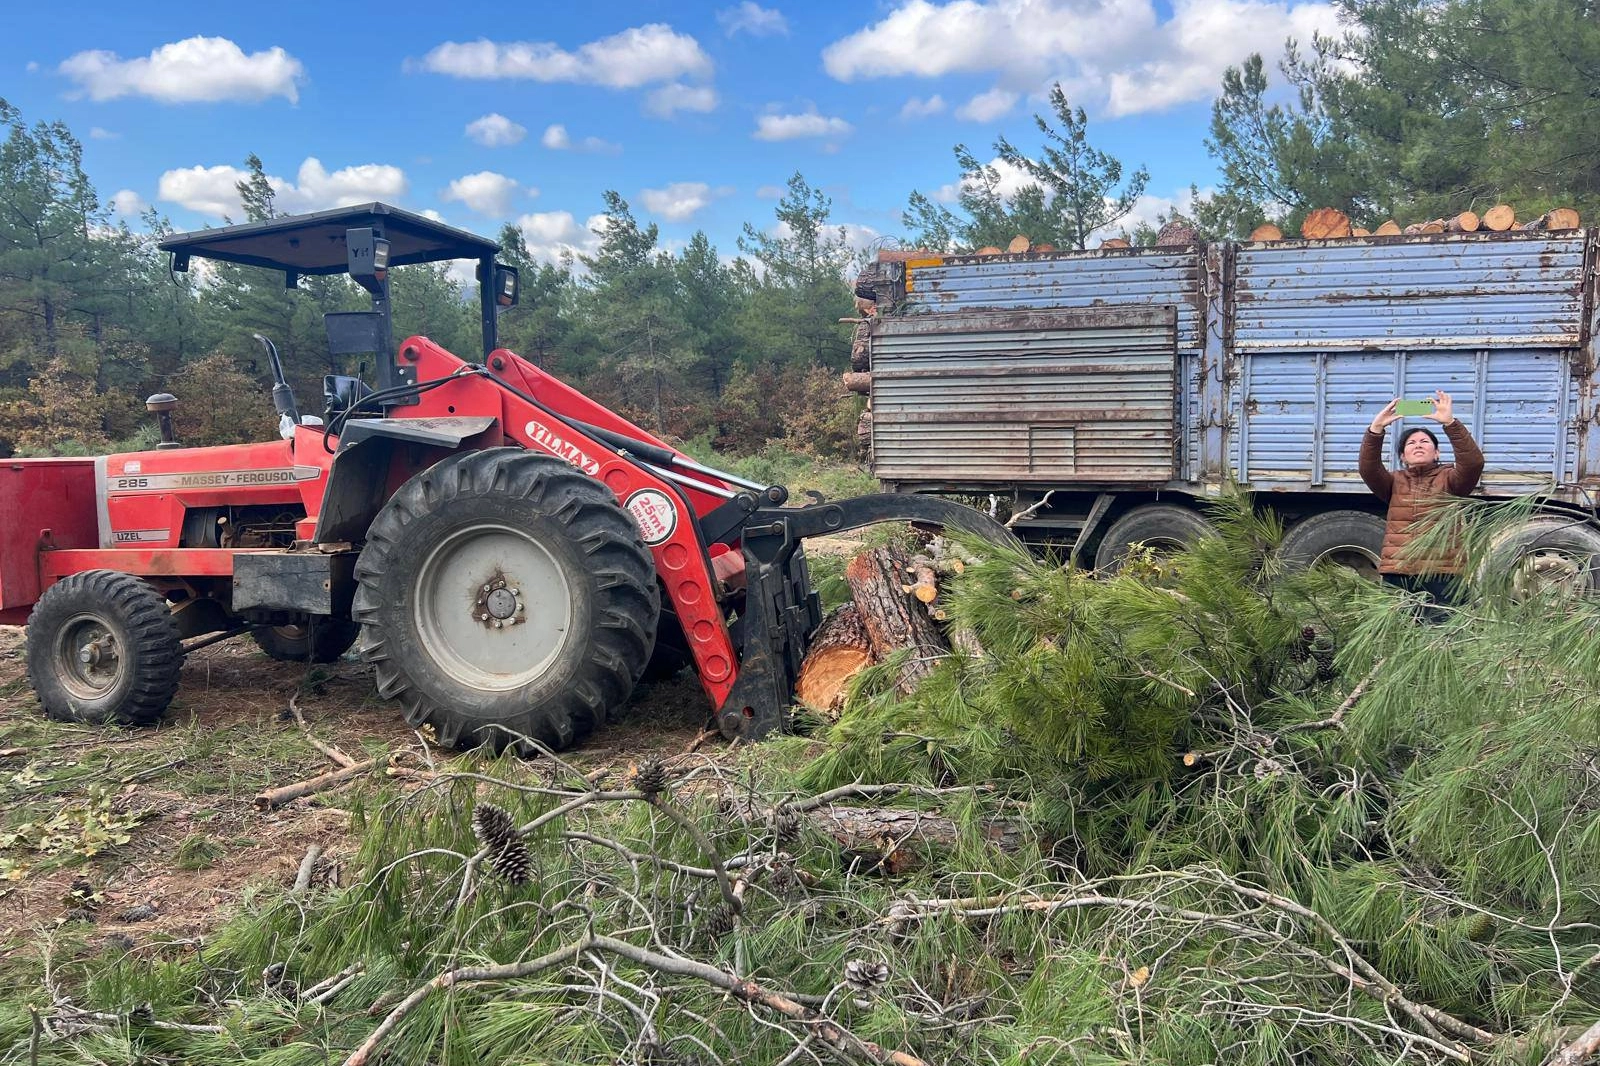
[887,250,1209,485]
[873,232,1600,504]
[1230,232,1593,498]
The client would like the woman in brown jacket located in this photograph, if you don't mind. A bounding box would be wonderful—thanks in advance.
[1359,390,1485,603]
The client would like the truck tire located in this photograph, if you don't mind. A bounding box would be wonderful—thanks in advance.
[353,449,659,752]
[1478,515,1600,599]
[1278,510,1385,580]
[25,570,183,726]
[252,617,359,663]
[1093,505,1212,572]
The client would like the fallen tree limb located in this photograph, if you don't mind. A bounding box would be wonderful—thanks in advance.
[1545,1018,1600,1066]
[289,694,357,768]
[255,759,377,810]
[291,844,323,894]
[342,933,930,1066]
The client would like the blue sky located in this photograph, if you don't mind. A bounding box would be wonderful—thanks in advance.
[1,0,1339,262]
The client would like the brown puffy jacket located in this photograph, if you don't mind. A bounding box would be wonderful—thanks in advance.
[1359,420,1484,574]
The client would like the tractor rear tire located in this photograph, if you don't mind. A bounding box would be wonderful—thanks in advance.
[252,617,360,663]
[25,570,184,726]
[1093,505,1212,573]
[353,449,659,753]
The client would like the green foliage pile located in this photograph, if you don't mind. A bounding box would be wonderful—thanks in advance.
[9,495,1596,1065]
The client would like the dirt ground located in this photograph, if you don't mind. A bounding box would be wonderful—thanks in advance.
[0,625,716,957]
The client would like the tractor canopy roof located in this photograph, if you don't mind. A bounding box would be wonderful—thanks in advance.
[158,202,501,277]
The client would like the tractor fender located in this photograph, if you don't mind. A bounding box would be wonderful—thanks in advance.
[313,417,499,544]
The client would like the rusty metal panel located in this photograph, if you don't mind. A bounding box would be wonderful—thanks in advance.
[1237,347,1579,495]
[1233,233,1586,350]
[870,307,1178,484]
[902,249,1206,479]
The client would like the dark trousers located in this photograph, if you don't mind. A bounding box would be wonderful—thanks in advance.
[1382,571,1457,622]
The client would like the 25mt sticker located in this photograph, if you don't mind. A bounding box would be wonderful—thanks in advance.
[625,489,678,545]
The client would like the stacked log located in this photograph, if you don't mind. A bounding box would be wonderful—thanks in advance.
[1249,223,1283,242]
[1523,208,1580,231]
[1482,205,1516,231]
[1155,220,1200,247]
[1006,235,1031,253]
[1374,220,1402,236]
[1099,237,1131,250]
[1300,208,1352,238]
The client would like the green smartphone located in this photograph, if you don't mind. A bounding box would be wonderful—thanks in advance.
[1394,399,1435,416]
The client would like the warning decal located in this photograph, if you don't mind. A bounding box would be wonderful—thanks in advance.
[625,488,678,546]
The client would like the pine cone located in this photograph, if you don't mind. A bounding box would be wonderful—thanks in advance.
[129,1003,154,1024]
[703,903,737,938]
[844,959,890,993]
[1464,911,1495,942]
[488,839,532,886]
[772,805,801,843]
[472,802,531,886]
[64,876,100,910]
[118,903,157,923]
[1290,626,1316,664]
[1312,646,1337,682]
[632,759,670,797]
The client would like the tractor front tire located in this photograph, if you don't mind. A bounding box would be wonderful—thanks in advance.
[25,570,184,726]
[353,449,659,753]
[252,617,360,663]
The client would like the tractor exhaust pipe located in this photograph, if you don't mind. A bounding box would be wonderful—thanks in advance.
[253,333,301,438]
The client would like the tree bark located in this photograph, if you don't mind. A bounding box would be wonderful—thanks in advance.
[845,547,951,695]
[1300,208,1352,239]
[1443,211,1480,233]
[795,604,874,717]
[1482,204,1517,232]
[1155,220,1199,246]
[808,805,1034,875]
[842,371,872,396]
[850,321,871,372]
[856,408,873,461]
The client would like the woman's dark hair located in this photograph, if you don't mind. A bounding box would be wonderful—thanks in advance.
[1398,426,1439,459]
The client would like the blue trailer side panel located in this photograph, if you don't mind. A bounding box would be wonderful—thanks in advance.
[904,250,1206,481]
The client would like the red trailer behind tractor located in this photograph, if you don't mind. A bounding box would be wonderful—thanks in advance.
[0,204,1008,751]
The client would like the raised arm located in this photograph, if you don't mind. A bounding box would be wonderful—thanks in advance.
[1360,398,1399,501]
[1426,391,1483,496]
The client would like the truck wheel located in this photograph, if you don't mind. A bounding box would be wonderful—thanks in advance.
[1278,510,1385,580]
[1093,505,1212,572]
[1479,516,1600,599]
[252,617,359,663]
[25,571,183,726]
[353,449,659,752]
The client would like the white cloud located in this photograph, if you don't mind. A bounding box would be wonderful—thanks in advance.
[515,210,607,264]
[442,171,528,216]
[718,2,790,36]
[644,82,719,117]
[157,157,408,219]
[88,127,119,140]
[900,94,946,119]
[755,184,786,199]
[417,24,712,89]
[465,112,527,147]
[60,36,305,104]
[541,124,621,153]
[753,109,853,141]
[639,182,722,222]
[931,155,1040,203]
[821,0,1337,116]
[110,189,147,216]
[955,86,1017,121]
[25,61,39,74]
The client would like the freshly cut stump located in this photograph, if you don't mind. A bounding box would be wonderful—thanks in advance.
[794,603,874,717]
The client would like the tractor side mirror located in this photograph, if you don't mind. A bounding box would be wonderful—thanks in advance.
[324,374,375,416]
[493,265,519,311]
[346,227,390,295]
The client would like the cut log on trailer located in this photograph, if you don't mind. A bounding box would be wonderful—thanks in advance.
[842,371,872,396]
[1007,235,1031,253]
[1443,211,1480,233]
[845,547,952,695]
[1351,226,1371,237]
[975,246,1003,255]
[876,248,942,263]
[855,409,872,460]
[850,321,871,372]
[1374,220,1402,236]
[1522,207,1580,231]
[1155,220,1199,246]
[1482,204,1516,231]
[1249,223,1283,242]
[1300,208,1352,238]
[1099,238,1131,250]
[1033,242,1056,252]
[794,603,874,717]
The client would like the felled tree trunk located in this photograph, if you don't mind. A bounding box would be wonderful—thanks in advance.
[1099,237,1131,250]
[846,547,952,695]
[855,408,873,461]
[795,604,874,717]
[842,371,872,396]
[1523,207,1580,231]
[1248,223,1283,242]
[807,806,1034,875]
[1155,220,1199,246]
[1006,235,1031,253]
[1443,211,1480,233]
[1374,220,1402,236]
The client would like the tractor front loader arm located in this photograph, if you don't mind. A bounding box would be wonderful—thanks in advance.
[717,493,1023,741]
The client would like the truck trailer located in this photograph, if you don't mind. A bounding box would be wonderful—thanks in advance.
[857,229,1600,588]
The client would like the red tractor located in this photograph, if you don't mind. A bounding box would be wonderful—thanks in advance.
[0,204,1006,751]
